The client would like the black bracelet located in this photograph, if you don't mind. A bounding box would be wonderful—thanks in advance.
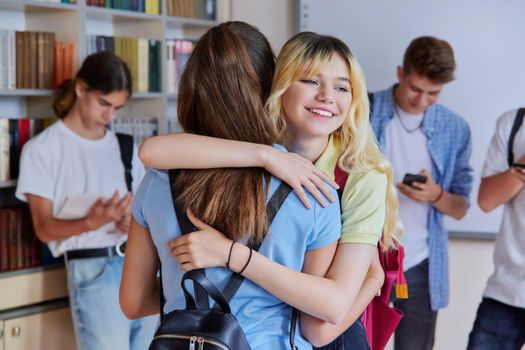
[238,247,252,275]
[226,241,236,270]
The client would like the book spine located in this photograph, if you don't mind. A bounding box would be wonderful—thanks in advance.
[0,30,6,89]
[8,30,16,89]
[15,31,24,89]
[36,32,46,89]
[0,119,10,181]
[8,119,19,179]
[0,210,9,271]
[29,32,38,89]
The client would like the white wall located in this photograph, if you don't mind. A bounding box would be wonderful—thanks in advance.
[435,239,494,349]
[298,0,525,236]
[230,0,295,52]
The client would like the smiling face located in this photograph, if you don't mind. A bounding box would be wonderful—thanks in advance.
[395,66,444,115]
[281,53,352,142]
[75,82,128,134]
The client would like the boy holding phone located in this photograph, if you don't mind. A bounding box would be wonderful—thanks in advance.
[369,36,473,350]
[467,109,525,349]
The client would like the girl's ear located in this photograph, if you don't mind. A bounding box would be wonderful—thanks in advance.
[74,80,87,98]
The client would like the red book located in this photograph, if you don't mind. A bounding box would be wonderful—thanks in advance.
[18,119,30,152]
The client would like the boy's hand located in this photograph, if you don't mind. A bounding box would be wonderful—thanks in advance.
[397,169,442,203]
[85,191,132,231]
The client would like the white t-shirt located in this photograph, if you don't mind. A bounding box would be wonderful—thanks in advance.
[481,109,525,308]
[16,120,145,257]
[385,106,432,271]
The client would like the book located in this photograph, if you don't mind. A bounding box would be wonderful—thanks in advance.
[0,119,9,181]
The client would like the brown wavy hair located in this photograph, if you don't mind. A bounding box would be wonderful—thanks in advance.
[403,36,456,84]
[175,22,277,244]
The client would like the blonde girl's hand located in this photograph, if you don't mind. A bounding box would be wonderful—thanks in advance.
[166,209,233,271]
[262,147,339,209]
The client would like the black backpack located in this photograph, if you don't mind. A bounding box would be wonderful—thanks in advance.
[115,132,133,192]
[507,108,525,167]
[149,170,298,350]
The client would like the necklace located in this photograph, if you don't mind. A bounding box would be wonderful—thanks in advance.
[395,105,423,133]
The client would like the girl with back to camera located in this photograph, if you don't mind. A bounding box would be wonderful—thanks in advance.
[120,22,343,349]
[140,32,402,349]
[15,51,157,350]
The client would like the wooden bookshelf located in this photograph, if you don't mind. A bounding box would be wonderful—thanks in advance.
[0,1,230,348]
[0,0,231,133]
[0,89,54,97]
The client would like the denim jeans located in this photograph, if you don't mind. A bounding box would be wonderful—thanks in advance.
[65,254,158,350]
[392,259,437,350]
[467,297,525,350]
[314,318,370,350]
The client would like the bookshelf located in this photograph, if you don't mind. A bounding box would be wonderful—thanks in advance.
[0,1,230,348]
[0,0,230,131]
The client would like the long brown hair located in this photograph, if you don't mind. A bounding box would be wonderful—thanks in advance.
[175,22,277,244]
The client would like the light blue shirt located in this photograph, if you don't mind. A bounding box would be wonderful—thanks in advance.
[132,166,341,349]
[371,86,473,310]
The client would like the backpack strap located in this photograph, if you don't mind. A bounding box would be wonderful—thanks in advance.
[507,108,525,166]
[218,182,292,304]
[334,164,349,203]
[115,132,133,192]
[165,170,209,311]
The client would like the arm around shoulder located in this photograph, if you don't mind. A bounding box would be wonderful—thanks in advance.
[139,132,269,169]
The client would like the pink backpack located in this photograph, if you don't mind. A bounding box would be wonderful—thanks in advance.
[335,165,407,350]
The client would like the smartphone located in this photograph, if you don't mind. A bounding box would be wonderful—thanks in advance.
[512,163,525,169]
[402,173,428,188]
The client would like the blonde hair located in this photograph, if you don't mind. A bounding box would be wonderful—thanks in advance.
[267,32,402,250]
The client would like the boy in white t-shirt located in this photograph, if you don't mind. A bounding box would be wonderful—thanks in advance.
[467,109,525,349]
[15,52,156,350]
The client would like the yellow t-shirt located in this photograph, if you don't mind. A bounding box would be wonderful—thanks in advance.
[315,137,386,245]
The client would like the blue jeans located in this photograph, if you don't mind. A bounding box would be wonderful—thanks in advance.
[65,254,158,350]
[392,259,437,350]
[314,319,370,350]
[467,297,525,350]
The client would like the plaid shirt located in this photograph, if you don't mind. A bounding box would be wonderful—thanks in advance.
[370,86,473,310]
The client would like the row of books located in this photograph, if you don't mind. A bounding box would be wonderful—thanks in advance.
[0,30,76,90]
[110,117,159,145]
[0,30,54,90]
[166,39,195,94]
[0,207,42,273]
[86,35,162,93]
[0,118,56,181]
[166,0,216,19]
[87,0,161,14]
